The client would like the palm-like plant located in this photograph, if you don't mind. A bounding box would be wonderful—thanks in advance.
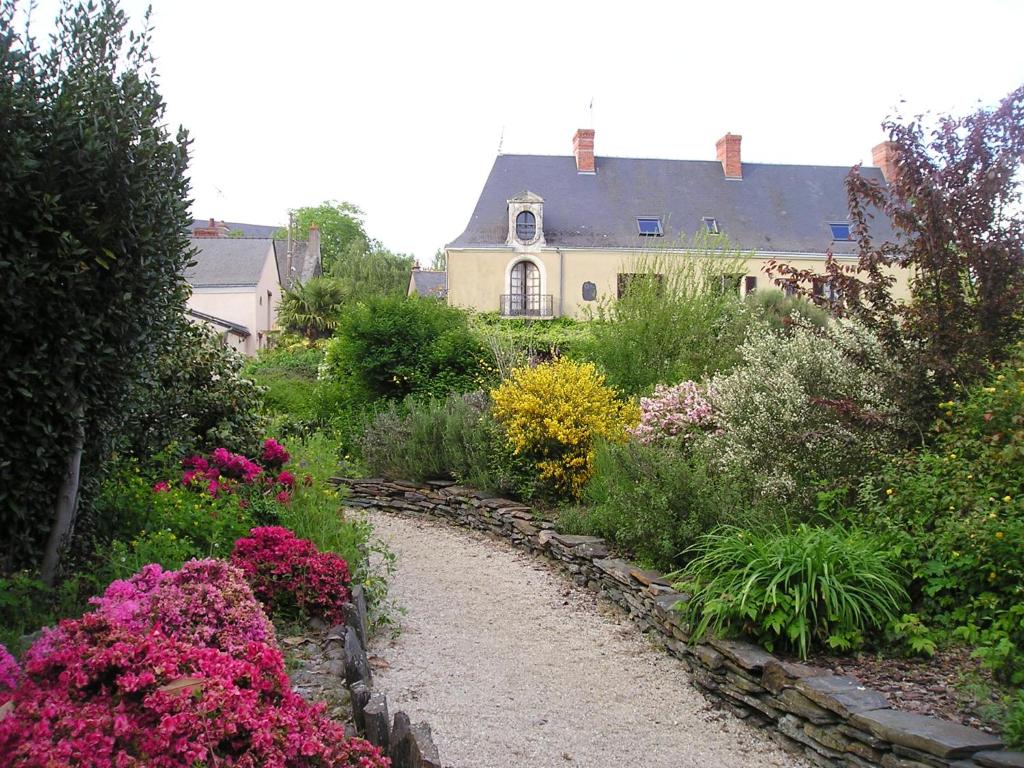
[278,277,346,340]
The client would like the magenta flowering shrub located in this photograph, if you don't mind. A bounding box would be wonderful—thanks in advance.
[172,441,295,504]
[0,612,387,767]
[232,527,352,626]
[89,559,275,658]
[0,643,18,697]
[261,438,291,470]
[630,381,717,445]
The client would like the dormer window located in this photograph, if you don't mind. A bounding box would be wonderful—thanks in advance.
[703,216,719,234]
[507,190,545,247]
[516,211,536,242]
[829,222,852,241]
[637,217,663,236]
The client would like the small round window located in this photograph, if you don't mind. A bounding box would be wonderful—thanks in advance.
[515,211,536,242]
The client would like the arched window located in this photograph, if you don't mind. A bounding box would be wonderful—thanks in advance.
[508,260,541,315]
[515,211,536,243]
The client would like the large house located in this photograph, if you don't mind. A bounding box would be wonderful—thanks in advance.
[184,219,321,355]
[445,130,908,319]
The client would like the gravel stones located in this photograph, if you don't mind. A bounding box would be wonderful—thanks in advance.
[367,510,807,768]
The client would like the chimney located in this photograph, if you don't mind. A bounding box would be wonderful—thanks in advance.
[306,223,321,275]
[872,141,898,184]
[573,128,596,174]
[716,133,742,179]
[192,217,229,237]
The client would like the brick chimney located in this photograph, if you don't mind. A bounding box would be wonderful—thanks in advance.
[573,128,596,174]
[716,133,742,179]
[872,141,898,184]
[193,218,229,237]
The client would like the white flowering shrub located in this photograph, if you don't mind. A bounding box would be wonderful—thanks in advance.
[704,316,907,504]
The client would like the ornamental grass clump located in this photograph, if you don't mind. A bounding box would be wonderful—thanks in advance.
[231,527,352,626]
[679,523,909,659]
[490,358,638,498]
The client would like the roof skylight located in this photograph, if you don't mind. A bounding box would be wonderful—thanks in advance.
[637,217,663,236]
[829,222,852,240]
[703,216,719,234]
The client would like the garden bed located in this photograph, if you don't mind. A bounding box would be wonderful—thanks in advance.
[806,648,1006,735]
[337,476,1023,768]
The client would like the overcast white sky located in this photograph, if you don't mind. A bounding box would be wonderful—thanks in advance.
[22,0,1024,260]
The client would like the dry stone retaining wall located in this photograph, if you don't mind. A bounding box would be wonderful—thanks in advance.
[335,477,1024,768]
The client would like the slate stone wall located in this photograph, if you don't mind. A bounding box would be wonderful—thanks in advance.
[336,477,1022,768]
[334,583,443,767]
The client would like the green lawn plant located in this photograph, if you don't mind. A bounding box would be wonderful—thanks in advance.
[678,523,909,659]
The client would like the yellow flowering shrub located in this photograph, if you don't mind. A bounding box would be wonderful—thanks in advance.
[490,359,638,497]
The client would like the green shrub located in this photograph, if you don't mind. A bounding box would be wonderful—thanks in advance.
[122,322,267,458]
[1006,691,1024,749]
[92,528,195,584]
[324,296,486,402]
[581,241,752,395]
[471,314,592,380]
[842,352,1024,682]
[679,523,909,659]
[706,317,907,509]
[0,571,94,653]
[276,433,370,572]
[744,288,829,332]
[571,440,720,570]
[90,461,256,560]
[357,393,538,499]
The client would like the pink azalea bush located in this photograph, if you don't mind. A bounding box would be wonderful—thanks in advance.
[629,381,717,444]
[0,643,18,697]
[89,559,275,657]
[231,527,352,626]
[0,556,386,767]
[0,613,387,767]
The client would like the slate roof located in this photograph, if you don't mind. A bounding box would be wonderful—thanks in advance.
[187,309,250,337]
[190,219,282,238]
[448,154,894,256]
[409,270,447,298]
[273,240,322,291]
[185,238,277,288]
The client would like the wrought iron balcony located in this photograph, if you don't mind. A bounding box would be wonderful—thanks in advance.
[500,294,553,318]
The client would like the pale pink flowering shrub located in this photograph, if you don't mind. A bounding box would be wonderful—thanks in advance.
[232,527,351,626]
[88,559,275,658]
[630,381,717,445]
[0,644,19,697]
[0,612,387,767]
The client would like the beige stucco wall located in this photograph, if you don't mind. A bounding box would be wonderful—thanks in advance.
[447,246,912,320]
[185,245,281,356]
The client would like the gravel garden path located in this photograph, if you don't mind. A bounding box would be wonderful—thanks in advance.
[366,510,808,768]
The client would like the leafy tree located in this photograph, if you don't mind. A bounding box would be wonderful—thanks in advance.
[430,248,446,271]
[332,243,414,299]
[277,201,369,275]
[0,1,191,578]
[767,85,1024,400]
[277,277,347,340]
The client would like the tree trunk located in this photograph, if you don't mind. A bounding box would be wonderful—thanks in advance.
[40,422,85,586]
